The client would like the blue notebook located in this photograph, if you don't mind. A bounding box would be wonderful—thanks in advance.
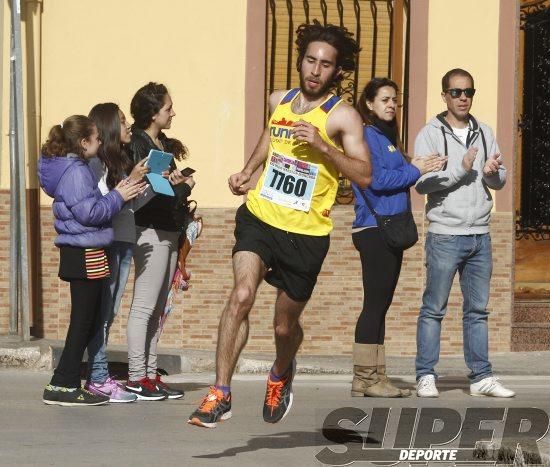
[145,149,174,197]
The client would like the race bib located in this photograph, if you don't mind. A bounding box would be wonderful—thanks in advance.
[259,152,318,212]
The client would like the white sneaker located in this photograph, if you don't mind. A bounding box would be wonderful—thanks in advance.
[416,375,439,397]
[470,376,515,398]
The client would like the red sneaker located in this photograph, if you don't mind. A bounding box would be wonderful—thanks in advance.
[125,377,167,401]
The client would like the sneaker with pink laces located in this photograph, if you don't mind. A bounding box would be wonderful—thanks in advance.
[86,377,137,403]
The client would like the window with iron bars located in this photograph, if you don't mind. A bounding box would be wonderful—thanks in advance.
[516,0,550,239]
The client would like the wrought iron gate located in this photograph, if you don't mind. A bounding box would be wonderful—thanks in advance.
[517,1,550,238]
[266,0,409,203]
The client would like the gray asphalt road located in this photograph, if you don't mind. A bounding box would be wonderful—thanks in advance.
[1,369,549,466]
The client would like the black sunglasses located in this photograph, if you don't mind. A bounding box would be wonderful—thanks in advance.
[445,88,476,98]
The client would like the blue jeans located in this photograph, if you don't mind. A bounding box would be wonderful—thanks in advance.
[416,233,493,384]
[87,241,134,383]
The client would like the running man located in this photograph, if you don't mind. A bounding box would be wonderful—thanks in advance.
[188,21,372,428]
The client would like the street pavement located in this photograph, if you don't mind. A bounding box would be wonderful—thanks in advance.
[1,369,550,466]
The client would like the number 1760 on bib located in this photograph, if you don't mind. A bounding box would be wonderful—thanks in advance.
[259,155,318,212]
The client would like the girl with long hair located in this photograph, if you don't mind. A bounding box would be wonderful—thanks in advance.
[85,103,148,402]
[124,82,195,401]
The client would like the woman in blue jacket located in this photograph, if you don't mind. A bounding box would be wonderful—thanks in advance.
[351,78,444,397]
[38,115,144,406]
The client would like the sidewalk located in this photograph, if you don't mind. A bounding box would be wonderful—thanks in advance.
[2,335,550,376]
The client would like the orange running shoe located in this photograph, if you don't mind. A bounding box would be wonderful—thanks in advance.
[263,359,296,423]
[188,386,232,428]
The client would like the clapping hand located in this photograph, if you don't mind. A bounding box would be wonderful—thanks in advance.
[114,178,147,202]
[412,154,448,175]
[461,147,478,172]
[483,153,502,176]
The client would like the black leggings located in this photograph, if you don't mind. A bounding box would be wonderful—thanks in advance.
[50,279,103,388]
[352,228,403,344]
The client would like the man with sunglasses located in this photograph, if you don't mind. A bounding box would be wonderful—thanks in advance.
[413,68,514,399]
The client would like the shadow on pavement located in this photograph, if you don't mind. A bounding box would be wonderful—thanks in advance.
[192,428,370,459]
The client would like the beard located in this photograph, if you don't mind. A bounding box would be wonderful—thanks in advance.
[299,72,334,99]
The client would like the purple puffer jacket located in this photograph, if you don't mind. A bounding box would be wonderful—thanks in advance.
[38,154,124,248]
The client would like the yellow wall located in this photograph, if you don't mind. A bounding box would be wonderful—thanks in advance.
[1,1,11,189]
[2,0,48,190]
[426,0,500,132]
[1,0,249,207]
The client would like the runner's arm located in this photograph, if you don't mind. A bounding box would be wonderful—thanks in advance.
[228,90,286,195]
[328,106,371,188]
[295,104,371,188]
[241,127,270,178]
[241,91,287,177]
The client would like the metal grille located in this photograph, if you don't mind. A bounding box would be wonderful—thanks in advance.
[517,1,550,239]
[265,0,409,204]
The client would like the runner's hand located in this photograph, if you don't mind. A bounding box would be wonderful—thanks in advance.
[291,120,328,153]
[228,171,251,195]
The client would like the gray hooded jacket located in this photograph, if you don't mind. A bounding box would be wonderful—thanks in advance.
[414,112,506,235]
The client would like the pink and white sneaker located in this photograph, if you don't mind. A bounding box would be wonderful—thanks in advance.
[86,377,137,403]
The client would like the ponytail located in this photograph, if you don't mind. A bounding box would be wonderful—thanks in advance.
[41,124,67,157]
[41,115,95,158]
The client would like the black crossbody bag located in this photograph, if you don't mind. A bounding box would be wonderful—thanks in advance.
[358,189,418,251]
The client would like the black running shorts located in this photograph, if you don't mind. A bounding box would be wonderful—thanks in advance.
[232,204,330,302]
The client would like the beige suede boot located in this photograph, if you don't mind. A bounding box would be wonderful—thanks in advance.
[351,343,379,397]
[377,344,411,397]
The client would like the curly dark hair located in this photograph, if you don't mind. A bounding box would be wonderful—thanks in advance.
[130,82,169,130]
[163,137,189,162]
[295,20,360,85]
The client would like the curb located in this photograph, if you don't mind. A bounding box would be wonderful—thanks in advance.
[3,339,550,377]
[0,345,52,370]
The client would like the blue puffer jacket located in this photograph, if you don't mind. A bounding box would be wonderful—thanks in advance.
[352,125,421,228]
[38,154,124,248]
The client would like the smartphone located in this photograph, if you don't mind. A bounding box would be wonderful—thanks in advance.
[180,167,196,177]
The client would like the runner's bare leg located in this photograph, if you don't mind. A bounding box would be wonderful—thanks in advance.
[215,251,265,386]
[272,289,307,375]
